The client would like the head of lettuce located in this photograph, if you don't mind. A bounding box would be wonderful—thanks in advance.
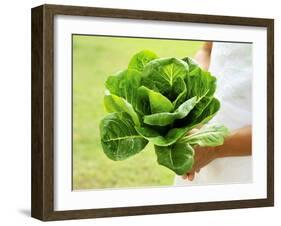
[99,50,229,175]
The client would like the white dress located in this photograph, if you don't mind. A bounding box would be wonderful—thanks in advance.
[175,42,252,185]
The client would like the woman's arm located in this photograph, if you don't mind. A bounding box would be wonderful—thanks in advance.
[183,125,252,181]
[194,41,213,71]
[216,125,252,158]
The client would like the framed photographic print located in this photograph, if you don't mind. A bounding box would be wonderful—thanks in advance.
[31,4,274,221]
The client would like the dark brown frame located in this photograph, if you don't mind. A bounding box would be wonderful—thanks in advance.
[31,4,274,221]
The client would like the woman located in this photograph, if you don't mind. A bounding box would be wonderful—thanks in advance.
[175,41,252,185]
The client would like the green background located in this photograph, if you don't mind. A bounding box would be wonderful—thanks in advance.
[72,35,203,190]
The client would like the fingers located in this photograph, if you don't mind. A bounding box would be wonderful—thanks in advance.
[182,172,195,181]
[182,167,200,181]
[187,172,195,181]
[181,154,201,181]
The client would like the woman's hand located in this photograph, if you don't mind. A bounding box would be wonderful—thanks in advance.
[182,125,252,181]
[182,146,218,181]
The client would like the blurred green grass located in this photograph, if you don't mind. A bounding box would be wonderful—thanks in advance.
[72,35,203,190]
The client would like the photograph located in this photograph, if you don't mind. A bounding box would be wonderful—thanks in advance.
[72,35,253,190]
[31,4,274,220]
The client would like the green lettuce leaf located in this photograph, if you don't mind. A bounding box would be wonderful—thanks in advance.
[141,57,189,100]
[136,86,174,114]
[143,96,198,126]
[181,57,199,72]
[180,97,220,127]
[135,124,194,147]
[100,112,148,160]
[172,77,187,108]
[155,143,194,175]
[128,50,158,72]
[105,69,142,109]
[104,94,140,126]
[186,67,216,99]
[180,124,229,147]
[194,97,220,124]
[136,97,221,146]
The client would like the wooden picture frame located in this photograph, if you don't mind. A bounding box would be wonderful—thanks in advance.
[31,4,274,221]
